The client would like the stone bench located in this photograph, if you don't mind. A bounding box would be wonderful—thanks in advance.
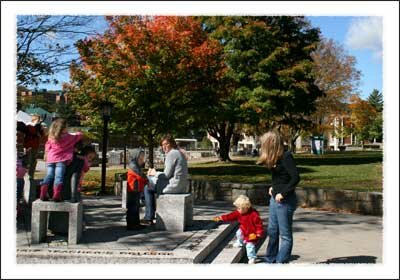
[155,194,193,232]
[121,181,128,209]
[31,200,83,245]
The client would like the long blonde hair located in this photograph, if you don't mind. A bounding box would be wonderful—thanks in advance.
[257,130,284,169]
[48,118,67,142]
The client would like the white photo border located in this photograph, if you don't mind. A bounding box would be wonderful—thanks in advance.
[1,1,398,279]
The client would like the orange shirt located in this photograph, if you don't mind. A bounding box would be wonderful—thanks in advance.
[127,169,147,192]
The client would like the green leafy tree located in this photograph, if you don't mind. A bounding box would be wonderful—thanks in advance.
[368,89,383,112]
[366,89,383,143]
[202,16,322,155]
[368,113,383,143]
[54,102,80,127]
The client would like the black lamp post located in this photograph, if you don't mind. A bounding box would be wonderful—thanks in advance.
[100,101,112,194]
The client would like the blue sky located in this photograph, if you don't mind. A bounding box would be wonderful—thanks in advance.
[39,16,382,100]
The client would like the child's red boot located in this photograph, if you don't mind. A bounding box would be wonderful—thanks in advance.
[52,184,63,202]
[39,185,49,201]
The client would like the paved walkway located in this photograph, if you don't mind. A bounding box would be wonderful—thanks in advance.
[17,195,382,264]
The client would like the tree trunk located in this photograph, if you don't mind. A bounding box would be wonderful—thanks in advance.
[288,128,300,153]
[218,139,231,162]
[208,121,234,162]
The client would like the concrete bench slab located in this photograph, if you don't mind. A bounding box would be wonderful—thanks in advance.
[31,200,83,245]
[121,181,127,209]
[155,194,193,232]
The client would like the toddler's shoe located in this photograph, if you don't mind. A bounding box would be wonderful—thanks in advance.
[39,185,49,201]
[248,258,256,264]
[232,241,243,248]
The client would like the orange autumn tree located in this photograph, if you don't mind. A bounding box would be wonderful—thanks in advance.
[310,39,361,136]
[65,16,226,166]
[348,94,377,147]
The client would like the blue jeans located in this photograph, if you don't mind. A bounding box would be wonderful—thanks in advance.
[236,229,257,260]
[144,174,169,221]
[265,193,297,263]
[144,185,156,221]
[41,162,67,187]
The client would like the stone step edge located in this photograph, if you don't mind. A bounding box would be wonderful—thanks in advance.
[17,222,238,264]
[212,241,244,264]
[175,221,238,263]
[213,232,268,264]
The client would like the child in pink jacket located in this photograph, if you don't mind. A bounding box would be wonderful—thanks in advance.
[39,118,82,201]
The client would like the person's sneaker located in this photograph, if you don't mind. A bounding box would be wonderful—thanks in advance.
[248,258,256,264]
[141,219,155,226]
[232,241,243,248]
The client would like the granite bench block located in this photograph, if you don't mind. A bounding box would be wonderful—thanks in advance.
[155,194,193,232]
[31,200,83,245]
[121,181,127,209]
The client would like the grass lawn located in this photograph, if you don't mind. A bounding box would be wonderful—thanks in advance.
[188,151,383,192]
[79,169,127,195]
[40,151,382,194]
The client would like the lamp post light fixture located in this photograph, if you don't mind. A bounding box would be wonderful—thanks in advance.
[100,101,113,195]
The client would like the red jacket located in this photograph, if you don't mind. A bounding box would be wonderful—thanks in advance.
[23,125,44,149]
[221,208,264,243]
[127,169,147,192]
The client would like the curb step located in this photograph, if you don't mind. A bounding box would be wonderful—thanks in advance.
[212,230,268,264]
[202,222,239,263]
[189,221,238,263]
[211,234,244,264]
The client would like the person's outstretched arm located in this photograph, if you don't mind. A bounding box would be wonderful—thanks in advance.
[220,210,240,222]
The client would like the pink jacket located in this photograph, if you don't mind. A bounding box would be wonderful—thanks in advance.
[45,132,82,163]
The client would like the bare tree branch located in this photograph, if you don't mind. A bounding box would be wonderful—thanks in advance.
[17,15,100,87]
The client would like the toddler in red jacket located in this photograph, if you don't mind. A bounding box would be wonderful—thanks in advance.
[213,195,264,264]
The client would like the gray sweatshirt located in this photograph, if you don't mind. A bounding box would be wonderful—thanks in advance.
[159,148,189,194]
